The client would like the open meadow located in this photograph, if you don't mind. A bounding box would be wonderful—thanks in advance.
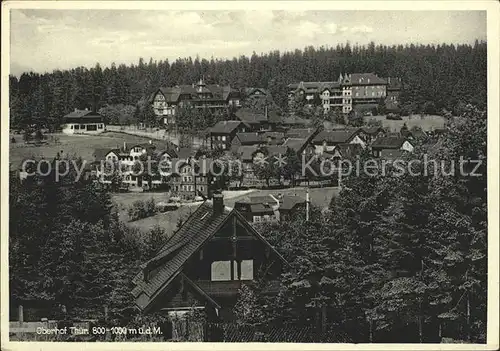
[127,186,340,235]
[364,114,447,132]
[9,131,170,169]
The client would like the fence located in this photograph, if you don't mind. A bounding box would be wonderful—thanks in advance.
[106,125,205,148]
[204,323,353,342]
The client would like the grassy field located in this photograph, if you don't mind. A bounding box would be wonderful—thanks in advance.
[127,186,339,235]
[364,114,447,132]
[9,131,168,169]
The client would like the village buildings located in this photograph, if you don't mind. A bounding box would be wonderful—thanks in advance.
[149,79,242,127]
[61,109,105,135]
[311,128,366,155]
[370,136,415,157]
[287,73,401,114]
[234,194,306,223]
[207,121,250,150]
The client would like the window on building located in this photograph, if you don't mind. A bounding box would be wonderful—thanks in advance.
[74,125,80,130]
[240,260,254,280]
[221,136,226,141]
[211,261,231,281]
[253,216,261,222]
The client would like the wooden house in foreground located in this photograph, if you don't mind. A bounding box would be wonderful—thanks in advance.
[132,194,289,324]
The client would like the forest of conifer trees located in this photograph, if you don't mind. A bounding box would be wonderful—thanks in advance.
[9,41,487,130]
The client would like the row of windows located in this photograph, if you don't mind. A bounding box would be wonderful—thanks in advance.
[177,184,205,192]
[354,91,385,97]
[253,214,277,223]
[213,135,227,141]
[70,124,104,130]
[211,260,254,281]
[106,155,140,161]
[323,99,351,105]
[354,85,385,90]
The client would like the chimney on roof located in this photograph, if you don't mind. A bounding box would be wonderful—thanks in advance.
[213,193,224,216]
[123,141,126,150]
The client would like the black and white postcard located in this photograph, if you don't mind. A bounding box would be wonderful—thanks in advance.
[1,1,499,350]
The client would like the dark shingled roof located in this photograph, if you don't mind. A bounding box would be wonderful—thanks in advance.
[132,202,232,302]
[361,126,384,135]
[265,145,288,157]
[235,145,260,162]
[286,128,317,139]
[210,120,248,134]
[326,143,364,159]
[371,136,410,149]
[267,110,282,124]
[380,149,406,160]
[403,128,427,139]
[261,131,285,140]
[313,129,359,145]
[282,138,310,153]
[288,81,341,93]
[235,108,267,124]
[132,200,289,311]
[93,148,112,161]
[149,83,240,104]
[350,73,387,86]
[63,109,102,119]
[233,132,263,145]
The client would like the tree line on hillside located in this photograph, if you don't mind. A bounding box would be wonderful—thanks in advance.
[10,41,486,131]
[234,105,487,343]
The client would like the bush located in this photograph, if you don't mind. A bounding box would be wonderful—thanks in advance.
[145,198,156,216]
[128,199,157,222]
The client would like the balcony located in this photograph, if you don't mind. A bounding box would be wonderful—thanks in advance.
[195,280,244,296]
[194,280,281,296]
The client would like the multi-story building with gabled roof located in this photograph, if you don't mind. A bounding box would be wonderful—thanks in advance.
[149,78,242,127]
[288,73,401,114]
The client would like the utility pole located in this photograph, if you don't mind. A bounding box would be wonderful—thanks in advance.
[306,187,310,222]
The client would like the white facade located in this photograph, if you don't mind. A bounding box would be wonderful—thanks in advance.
[401,140,414,153]
[349,135,366,148]
[62,122,105,135]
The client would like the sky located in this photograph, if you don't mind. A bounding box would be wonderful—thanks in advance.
[9,9,487,76]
